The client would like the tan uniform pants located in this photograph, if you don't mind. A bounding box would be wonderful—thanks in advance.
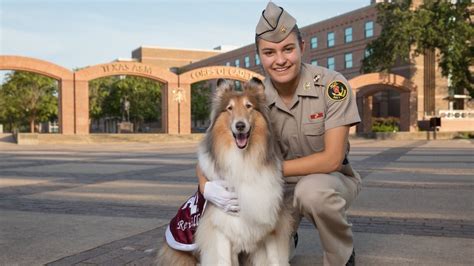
[285,167,362,266]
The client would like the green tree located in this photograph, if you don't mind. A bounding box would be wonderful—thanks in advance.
[0,83,8,125]
[0,81,21,132]
[90,75,162,131]
[124,76,162,127]
[89,76,115,120]
[363,0,473,97]
[191,81,212,128]
[362,1,417,72]
[0,71,58,132]
[417,0,473,98]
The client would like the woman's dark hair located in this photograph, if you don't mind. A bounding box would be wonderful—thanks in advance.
[255,24,303,53]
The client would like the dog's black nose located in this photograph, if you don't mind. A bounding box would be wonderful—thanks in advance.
[236,121,246,132]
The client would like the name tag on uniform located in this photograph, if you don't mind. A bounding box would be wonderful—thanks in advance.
[310,112,324,120]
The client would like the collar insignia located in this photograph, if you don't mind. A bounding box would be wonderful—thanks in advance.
[313,74,323,87]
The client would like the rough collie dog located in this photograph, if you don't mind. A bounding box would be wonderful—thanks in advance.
[156,78,292,265]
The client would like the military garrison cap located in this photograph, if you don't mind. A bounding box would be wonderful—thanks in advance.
[256,2,297,42]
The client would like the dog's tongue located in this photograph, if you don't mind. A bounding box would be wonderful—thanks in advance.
[236,133,248,149]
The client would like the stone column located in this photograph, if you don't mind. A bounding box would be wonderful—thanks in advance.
[434,49,449,113]
[166,82,180,134]
[73,78,90,134]
[179,83,191,134]
[411,51,425,122]
[161,84,169,133]
[165,82,191,135]
[410,90,418,132]
[356,96,364,133]
[363,96,373,133]
[399,92,410,131]
[59,78,75,134]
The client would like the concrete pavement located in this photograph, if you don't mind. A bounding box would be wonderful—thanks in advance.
[0,139,473,265]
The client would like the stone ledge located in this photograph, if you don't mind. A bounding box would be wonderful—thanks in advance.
[13,131,473,145]
[16,133,205,145]
[354,131,473,140]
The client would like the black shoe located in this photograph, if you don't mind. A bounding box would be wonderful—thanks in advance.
[345,249,355,266]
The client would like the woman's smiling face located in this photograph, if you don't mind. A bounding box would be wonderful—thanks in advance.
[257,32,304,88]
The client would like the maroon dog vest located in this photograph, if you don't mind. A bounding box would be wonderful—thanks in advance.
[165,188,207,251]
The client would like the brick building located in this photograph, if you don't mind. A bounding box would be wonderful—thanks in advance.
[133,0,473,133]
[131,46,236,70]
[179,5,379,80]
[176,4,399,120]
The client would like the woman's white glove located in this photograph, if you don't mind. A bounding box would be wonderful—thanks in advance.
[203,180,240,215]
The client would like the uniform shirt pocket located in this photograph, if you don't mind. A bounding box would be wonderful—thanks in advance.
[303,122,325,152]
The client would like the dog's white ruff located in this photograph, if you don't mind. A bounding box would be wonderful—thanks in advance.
[196,143,289,265]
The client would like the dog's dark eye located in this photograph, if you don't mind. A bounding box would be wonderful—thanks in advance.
[226,105,233,111]
[245,103,253,109]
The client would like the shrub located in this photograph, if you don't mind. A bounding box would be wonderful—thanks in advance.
[372,117,400,132]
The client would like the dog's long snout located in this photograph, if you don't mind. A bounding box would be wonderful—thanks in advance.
[236,121,246,132]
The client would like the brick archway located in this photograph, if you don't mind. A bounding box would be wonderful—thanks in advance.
[178,66,264,134]
[349,73,417,132]
[0,58,264,135]
[0,55,75,134]
[74,62,178,134]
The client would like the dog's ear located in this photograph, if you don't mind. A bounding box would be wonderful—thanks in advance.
[216,79,232,92]
[245,77,265,99]
[248,77,263,88]
[216,78,232,98]
[216,78,227,88]
[245,77,264,92]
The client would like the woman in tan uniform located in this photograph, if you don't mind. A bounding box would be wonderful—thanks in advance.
[198,2,362,265]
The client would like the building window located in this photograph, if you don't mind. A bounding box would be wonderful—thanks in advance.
[235,59,240,67]
[365,21,374,38]
[244,56,250,68]
[226,62,231,66]
[345,27,353,43]
[327,57,335,70]
[310,37,318,49]
[311,59,318,66]
[345,53,353,69]
[327,32,335,47]
[255,54,260,65]
[364,48,372,58]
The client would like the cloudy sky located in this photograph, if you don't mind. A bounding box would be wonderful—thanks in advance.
[1,0,369,71]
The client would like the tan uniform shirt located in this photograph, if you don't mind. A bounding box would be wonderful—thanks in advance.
[264,63,360,167]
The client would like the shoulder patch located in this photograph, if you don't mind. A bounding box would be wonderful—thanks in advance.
[327,80,348,101]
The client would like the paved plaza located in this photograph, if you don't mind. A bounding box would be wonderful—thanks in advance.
[0,139,473,265]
